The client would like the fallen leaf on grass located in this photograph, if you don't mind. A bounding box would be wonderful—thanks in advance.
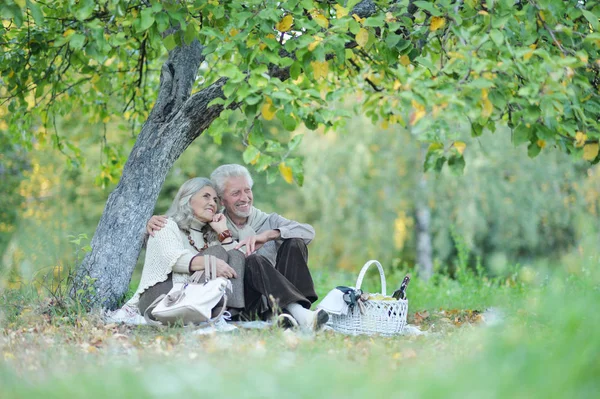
[404,349,417,359]
[413,310,430,324]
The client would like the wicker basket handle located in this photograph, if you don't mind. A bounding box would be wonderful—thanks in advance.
[355,260,386,296]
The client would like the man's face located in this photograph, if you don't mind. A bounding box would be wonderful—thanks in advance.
[221,176,253,219]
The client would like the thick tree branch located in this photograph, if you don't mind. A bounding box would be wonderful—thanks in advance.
[149,38,205,124]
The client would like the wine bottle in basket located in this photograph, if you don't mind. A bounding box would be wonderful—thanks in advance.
[392,275,410,300]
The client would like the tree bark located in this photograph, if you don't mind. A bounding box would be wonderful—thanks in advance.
[72,39,229,309]
[415,147,433,281]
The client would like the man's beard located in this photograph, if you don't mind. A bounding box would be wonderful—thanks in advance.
[231,202,252,218]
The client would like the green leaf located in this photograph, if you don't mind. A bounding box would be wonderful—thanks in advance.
[163,34,177,51]
[304,114,318,130]
[447,155,465,175]
[288,134,303,151]
[527,141,541,158]
[385,34,401,49]
[26,0,44,25]
[512,124,530,146]
[248,121,265,148]
[5,4,24,27]
[139,8,155,32]
[266,169,277,184]
[281,113,297,132]
[489,29,503,46]
[581,10,599,31]
[413,1,442,17]
[74,0,95,21]
[471,122,484,137]
[346,0,362,11]
[271,91,294,101]
[245,95,262,105]
[69,34,86,50]
[363,15,385,28]
[290,62,302,80]
[243,145,261,164]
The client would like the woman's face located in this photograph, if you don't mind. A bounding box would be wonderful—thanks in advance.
[189,186,219,222]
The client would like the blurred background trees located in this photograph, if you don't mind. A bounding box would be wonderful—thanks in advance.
[2,104,598,290]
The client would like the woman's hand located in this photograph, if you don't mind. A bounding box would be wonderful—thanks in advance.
[147,215,168,236]
[209,213,228,234]
[190,255,238,279]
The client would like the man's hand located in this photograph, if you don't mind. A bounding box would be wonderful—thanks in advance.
[147,215,168,237]
[235,229,280,256]
[209,213,228,234]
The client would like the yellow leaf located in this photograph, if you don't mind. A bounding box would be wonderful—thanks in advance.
[63,29,75,37]
[575,131,587,148]
[583,143,599,161]
[410,100,426,126]
[102,116,110,123]
[393,80,402,90]
[537,139,546,149]
[250,152,260,165]
[478,10,489,16]
[279,163,294,184]
[275,14,293,32]
[385,12,396,23]
[430,16,446,32]
[453,141,466,155]
[481,89,493,118]
[311,60,329,79]
[524,51,534,61]
[334,5,348,19]
[381,119,389,130]
[399,54,411,66]
[356,28,369,48]
[352,14,365,24]
[428,143,443,152]
[538,11,546,21]
[308,36,323,52]
[229,28,240,36]
[312,12,329,29]
[261,97,276,121]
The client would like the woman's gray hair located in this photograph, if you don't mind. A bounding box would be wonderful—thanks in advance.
[210,164,254,197]
[166,177,215,233]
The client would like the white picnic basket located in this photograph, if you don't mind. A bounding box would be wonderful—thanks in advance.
[327,260,408,336]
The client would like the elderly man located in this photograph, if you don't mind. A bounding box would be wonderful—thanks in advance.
[147,164,328,331]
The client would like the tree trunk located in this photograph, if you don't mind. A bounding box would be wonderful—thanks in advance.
[415,148,433,281]
[72,39,227,309]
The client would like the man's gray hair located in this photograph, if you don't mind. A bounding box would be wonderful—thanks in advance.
[210,164,254,197]
[166,177,215,232]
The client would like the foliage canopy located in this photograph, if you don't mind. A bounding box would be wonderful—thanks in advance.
[2,0,600,182]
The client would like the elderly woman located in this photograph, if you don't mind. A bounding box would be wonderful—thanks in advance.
[125,177,245,320]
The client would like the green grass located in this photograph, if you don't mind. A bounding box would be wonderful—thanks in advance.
[1,259,599,398]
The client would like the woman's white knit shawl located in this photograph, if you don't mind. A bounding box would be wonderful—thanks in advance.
[125,218,205,307]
